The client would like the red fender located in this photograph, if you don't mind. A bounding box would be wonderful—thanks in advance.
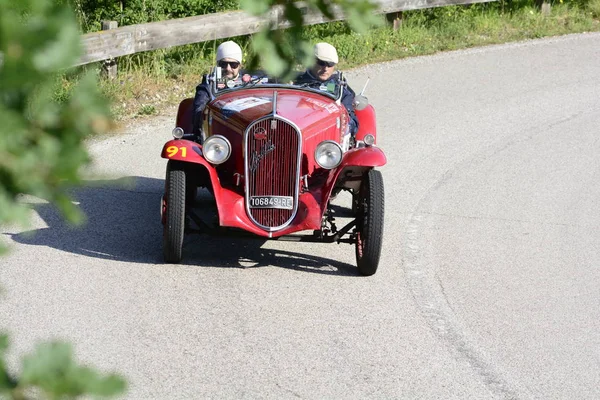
[320,146,387,205]
[339,146,386,168]
[175,98,194,133]
[161,138,225,206]
[354,104,377,142]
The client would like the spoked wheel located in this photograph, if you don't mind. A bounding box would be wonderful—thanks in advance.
[355,169,385,276]
[163,160,186,263]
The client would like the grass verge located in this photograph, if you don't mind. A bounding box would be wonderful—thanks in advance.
[87,1,599,125]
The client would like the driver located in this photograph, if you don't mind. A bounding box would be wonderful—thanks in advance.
[192,41,248,134]
[294,42,359,136]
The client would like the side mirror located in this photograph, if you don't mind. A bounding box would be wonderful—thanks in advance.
[354,94,369,110]
[354,77,370,110]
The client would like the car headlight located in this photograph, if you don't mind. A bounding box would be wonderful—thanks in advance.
[315,140,343,169]
[203,135,231,164]
[172,127,184,139]
[363,134,375,146]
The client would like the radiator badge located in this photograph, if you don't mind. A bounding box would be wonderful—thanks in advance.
[253,126,267,141]
[250,140,275,172]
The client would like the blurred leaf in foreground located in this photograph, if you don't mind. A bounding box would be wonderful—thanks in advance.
[0,0,112,240]
[0,0,125,398]
[241,0,383,79]
[20,342,126,398]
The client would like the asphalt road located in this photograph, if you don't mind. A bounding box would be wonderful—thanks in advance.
[2,32,599,399]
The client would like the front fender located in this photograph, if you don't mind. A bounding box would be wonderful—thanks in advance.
[161,138,227,203]
[320,146,387,204]
[355,104,377,142]
[339,146,387,168]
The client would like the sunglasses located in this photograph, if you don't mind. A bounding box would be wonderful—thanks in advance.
[218,60,240,69]
[316,59,336,68]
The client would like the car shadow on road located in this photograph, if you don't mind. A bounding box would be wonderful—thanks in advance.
[8,176,357,276]
[181,234,357,276]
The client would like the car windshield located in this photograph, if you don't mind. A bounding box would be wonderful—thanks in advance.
[208,67,344,101]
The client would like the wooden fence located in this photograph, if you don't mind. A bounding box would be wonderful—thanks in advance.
[78,0,496,67]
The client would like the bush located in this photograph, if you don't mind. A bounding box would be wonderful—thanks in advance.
[588,0,600,16]
[68,0,239,33]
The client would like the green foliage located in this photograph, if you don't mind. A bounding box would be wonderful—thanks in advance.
[0,0,112,231]
[240,0,383,79]
[20,342,125,398]
[138,104,157,115]
[589,0,600,17]
[0,337,126,399]
[68,0,239,33]
[0,335,17,394]
[0,0,125,396]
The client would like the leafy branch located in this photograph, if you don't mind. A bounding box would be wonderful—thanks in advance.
[0,0,112,237]
[240,0,383,78]
[1,336,125,399]
[0,0,125,398]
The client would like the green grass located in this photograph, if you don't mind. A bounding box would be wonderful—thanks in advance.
[83,1,599,122]
[589,0,600,16]
[322,2,598,68]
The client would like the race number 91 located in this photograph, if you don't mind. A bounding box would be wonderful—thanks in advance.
[166,146,187,158]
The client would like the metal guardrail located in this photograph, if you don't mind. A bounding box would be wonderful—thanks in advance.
[78,0,496,66]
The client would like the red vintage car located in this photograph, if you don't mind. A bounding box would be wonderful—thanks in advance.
[160,69,386,275]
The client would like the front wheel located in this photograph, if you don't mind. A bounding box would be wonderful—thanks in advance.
[163,161,186,263]
[355,169,384,276]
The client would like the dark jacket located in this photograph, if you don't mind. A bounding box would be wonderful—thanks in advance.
[192,70,252,134]
[294,70,359,136]
[192,74,211,134]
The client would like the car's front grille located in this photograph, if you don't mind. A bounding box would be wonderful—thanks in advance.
[245,117,301,230]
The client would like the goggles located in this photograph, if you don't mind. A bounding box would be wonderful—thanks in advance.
[316,59,336,68]
[218,60,240,69]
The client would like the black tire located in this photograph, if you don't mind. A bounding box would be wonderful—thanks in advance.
[355,169,384,276]
[163,161,186,263]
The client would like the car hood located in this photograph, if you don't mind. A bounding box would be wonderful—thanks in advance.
[208,87,345,139]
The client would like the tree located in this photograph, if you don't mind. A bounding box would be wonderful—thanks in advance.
[0,0,125,397]
[0,0,112,243]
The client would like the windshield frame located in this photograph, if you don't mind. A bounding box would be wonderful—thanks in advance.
[207,67,345,103]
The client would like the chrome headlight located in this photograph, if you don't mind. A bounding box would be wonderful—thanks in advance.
[315,140,343,169]
[172,127,184,139]
[203,135,231,164]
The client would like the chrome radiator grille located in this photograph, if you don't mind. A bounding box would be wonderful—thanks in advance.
[245,117,301,230]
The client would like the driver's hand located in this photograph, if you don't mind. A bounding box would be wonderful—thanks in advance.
[242,74,251,83]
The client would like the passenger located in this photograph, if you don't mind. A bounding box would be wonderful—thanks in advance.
[294,42,359,136]
[192,41,248,134]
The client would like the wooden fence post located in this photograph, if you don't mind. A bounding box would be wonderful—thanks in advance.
[386,12,403,30]
[535,0,551,15]
[541,2,551,15]
[101,20,118,79]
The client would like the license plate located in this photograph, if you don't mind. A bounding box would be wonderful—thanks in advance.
[249,196,293,210]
